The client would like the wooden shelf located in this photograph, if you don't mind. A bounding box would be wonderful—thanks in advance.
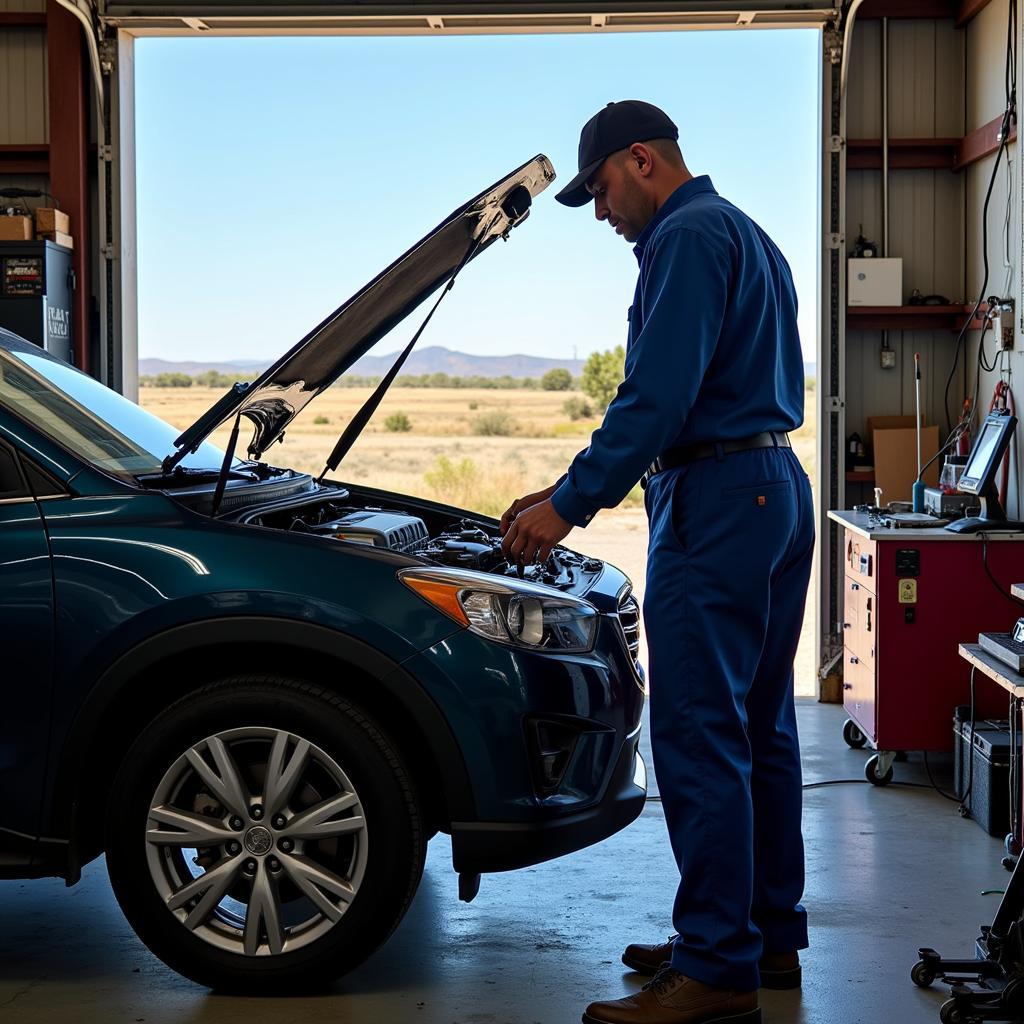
[848,138,960,170]
[847,304,983,332]
[847,119,1017,173]
[0,143,48,175]
[846,471,876,483]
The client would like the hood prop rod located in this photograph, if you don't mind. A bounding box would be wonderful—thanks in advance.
[316,229,489,484]
[211,411,243,517]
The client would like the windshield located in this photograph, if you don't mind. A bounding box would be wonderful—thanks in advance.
[0,345,230,478]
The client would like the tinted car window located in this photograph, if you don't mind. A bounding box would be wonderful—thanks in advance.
[0,443,25,500]
[0,348,232,478]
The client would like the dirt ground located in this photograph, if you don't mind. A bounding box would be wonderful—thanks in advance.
[141,385,818,696]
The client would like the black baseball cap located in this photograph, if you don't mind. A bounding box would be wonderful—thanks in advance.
[555,100,679,207]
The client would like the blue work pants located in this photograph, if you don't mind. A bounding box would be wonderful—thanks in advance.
[642,445,814,991]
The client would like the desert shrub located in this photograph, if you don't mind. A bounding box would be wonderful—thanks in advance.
[541,368,573,391]
[468,401,479,410]
[471,410,517,436]
[562,396,594,420]
[805,376,816,392]
[313,415,330,425]
[151,372,193,388]
[384,411,413,433]
[423,454,529,518]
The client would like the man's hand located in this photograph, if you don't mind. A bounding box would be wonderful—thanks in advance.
[499,483,559,536]
[501,499,573,567]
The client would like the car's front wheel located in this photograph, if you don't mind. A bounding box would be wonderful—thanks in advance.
[105,677,424,992]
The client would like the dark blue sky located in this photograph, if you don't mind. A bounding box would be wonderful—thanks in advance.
[136,29,819,364]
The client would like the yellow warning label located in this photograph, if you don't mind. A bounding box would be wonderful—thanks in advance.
[898,579,917,604]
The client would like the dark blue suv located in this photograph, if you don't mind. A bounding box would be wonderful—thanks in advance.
[0,157,645,991]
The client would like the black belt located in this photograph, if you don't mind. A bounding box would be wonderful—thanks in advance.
[640,431,792,490]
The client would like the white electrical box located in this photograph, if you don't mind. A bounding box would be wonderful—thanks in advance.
[848,257,903,306]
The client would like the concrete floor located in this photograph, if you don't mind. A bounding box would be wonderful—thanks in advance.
[0,700,1014,1024]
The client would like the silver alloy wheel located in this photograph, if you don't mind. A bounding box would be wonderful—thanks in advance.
[144,727,368,957]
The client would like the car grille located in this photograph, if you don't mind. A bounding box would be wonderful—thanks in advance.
[617,590,641,663]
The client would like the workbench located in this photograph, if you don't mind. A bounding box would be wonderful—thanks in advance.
[828,511,1024,783]
[959,636,1024,852]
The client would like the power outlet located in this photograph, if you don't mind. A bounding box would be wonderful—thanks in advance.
[1000,299,1015,350]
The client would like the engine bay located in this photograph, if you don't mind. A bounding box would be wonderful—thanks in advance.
[247,497,605,592]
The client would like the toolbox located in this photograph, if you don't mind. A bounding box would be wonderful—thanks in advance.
[954,706,1021,838]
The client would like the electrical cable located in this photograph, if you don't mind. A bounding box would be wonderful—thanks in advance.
[943,0,1017,433]
[923,751,962,802]
[981,534,1024,607]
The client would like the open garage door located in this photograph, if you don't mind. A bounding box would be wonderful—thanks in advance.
[26,0,846,695]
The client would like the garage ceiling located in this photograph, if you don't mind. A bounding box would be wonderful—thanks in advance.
[100,0,838,33]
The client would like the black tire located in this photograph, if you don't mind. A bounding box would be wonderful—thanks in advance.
[843,719,867,749]
[910,961,935,988]
[939,998,961,1024]
[864,754,894,786]
[105,677,425,993]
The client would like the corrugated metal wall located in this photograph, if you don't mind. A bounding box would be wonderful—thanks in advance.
[844,14,967,501]
[843,2,1023,518]
[0,1,48,146]
[965,0,1022,517]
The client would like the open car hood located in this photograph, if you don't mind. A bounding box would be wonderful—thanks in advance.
[166,155,556,470]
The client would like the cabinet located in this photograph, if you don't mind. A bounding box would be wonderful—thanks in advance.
[828,512,1024,777]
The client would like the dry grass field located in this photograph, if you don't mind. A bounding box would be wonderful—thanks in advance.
[141,384,816,516]
[141,383,818,695]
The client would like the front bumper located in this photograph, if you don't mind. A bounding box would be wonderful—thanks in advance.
[449,735,647,874]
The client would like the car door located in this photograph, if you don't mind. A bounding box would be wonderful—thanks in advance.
[0,439,55,854]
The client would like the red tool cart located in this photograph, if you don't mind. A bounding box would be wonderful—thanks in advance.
[828,511,1024,785]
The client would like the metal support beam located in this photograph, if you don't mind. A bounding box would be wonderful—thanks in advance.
[46,0,91,371]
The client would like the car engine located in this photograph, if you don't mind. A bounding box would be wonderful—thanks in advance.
[278,502,604,590]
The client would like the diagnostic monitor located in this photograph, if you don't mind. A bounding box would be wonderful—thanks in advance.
[945,411,1021,532]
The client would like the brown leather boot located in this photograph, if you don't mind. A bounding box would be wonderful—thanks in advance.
[621,937,801,991]
[583,967,760,1024]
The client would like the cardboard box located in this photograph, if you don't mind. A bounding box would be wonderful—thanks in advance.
[0,215,33,241]
[869,415,940,503]
[849,257,903,306]
[35,207,69,236]
[38,230,73,249]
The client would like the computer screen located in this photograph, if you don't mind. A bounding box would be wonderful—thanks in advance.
[959,412,1016,495]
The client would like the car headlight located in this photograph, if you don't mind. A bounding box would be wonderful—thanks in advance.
[398,567,598,653]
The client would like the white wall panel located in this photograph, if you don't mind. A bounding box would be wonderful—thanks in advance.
[964,0,1022,516]
[0,26,48,143]
[845,17,968,457]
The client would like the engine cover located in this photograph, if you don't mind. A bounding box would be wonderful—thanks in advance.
[311,510,429,552]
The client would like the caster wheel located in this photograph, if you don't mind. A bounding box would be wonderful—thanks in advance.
[865,754,894,786]
[1005,833,1021,858]
[910,960,935,988]
[1002,976,1024,1011]
[939,999,961,1024]
[843,719,867,749]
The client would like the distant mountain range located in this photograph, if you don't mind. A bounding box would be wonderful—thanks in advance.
[139,345,585,380]
[139,347,817,381]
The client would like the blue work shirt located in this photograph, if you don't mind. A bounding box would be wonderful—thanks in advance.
[551,175,804,528]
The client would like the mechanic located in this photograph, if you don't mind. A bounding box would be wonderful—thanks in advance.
[499,100,814,1024]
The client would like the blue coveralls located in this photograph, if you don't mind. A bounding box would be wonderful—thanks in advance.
[551,176,814,992]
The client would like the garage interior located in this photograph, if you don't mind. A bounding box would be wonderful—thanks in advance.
[5,1,1024,1022]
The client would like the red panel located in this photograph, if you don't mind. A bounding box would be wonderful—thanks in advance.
[859,0,955,18]
[956,0,994,27]
[0,144,49,174]
[0,12,46,26]
[46,0,89,371]
[871,538,1024,751]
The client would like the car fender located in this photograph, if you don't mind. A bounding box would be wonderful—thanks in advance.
[47,616,475,860]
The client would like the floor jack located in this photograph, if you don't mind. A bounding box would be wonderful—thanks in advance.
[913,850,1024,1023]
